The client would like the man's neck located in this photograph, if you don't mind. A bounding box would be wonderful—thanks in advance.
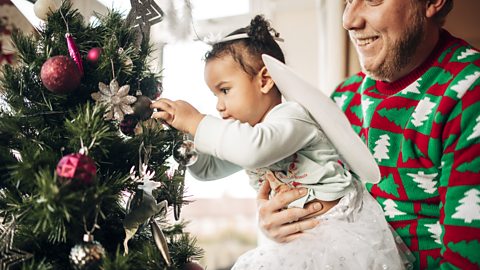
[388,27,441,83]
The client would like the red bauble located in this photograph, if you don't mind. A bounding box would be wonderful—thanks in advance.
[87,47,102,64]
[40,55,81,94]
[56,153,97,185]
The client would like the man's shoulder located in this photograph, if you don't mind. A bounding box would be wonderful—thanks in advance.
[331,72,367,99]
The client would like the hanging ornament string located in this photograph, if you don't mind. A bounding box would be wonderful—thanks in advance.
[82,204,101,240]
[58,5,84,77]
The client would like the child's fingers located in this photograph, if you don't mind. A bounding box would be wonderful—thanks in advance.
[151,111,173,123]
[150,99,174,112]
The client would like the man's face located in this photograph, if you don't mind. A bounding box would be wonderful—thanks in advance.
[343,0,426,81]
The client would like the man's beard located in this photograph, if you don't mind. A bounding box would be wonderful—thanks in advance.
[364,11,426,81]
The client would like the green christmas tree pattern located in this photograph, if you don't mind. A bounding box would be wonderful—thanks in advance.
[340,74,363,87]
[378,107,415,128]
[377,173,400,198]
[402,139,425,163]
[457,157,480,173]
[451,47,480,63]
[447,240,480,266]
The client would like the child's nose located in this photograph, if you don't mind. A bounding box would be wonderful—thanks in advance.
[216,98,225,112]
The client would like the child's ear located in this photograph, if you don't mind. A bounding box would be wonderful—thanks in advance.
[258,66,275,94]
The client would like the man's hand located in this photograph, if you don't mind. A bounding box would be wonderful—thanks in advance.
[257,172,322,243]
[151,98,205,135]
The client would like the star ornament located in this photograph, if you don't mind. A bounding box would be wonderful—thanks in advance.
[91,79,137,121]
[126,0,164,47]
[0,219,33,269]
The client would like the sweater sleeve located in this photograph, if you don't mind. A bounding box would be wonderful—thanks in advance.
[187,152,243,181]
[438,68,480,269]
[194,102,319,170]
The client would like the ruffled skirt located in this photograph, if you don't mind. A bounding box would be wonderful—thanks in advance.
[232,181,412,270]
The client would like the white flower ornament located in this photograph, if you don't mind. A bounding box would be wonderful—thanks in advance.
[91,79,137,121]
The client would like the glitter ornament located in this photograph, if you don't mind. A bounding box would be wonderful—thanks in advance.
[172,139,198,166]
[120,114,139,136]
[86,47,102,64]
[91,79,137,121]
[66,33,83,76]
[132,95,153,120]
[40,55,81,94]
[69,233,105,270]
[56,153,97,186]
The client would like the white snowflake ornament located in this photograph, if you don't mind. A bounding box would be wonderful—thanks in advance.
[91,79,137,121]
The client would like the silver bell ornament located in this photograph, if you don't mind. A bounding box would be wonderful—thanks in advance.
[172,134,198,166]
[69,233,106,270]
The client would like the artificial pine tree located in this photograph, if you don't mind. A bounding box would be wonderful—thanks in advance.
[0,2,203,269]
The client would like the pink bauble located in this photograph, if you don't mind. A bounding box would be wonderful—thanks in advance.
[40,55,81,94]
[87,47,102,64]
[56,153,97,185]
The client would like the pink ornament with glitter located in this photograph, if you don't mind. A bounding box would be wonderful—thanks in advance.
[66,33,83,76]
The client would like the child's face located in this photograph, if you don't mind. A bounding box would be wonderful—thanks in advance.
[204,55,275,126]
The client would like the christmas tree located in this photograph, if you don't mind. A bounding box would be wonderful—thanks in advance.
[0,1,203,269]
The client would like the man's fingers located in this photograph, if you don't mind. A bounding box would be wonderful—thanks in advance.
[278,218,319,241]
[257,179,271,201]
[266,188,307,212]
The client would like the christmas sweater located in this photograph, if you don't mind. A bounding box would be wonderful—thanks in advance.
[331,30,480,269]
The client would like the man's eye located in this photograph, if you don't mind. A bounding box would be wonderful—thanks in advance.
[366,0,383,6]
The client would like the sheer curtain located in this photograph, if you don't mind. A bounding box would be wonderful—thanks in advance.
[315,0,356,95]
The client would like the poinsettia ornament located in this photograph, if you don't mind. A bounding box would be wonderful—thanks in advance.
[91,79,137,121]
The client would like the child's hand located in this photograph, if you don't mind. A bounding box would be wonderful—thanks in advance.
[150,98,205,136]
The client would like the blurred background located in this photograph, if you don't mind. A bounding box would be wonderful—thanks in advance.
[1,0,479,269]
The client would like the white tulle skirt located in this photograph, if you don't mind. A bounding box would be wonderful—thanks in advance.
[232,181,412,270]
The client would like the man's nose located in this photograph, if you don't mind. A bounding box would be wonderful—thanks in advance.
[343,0,365,31]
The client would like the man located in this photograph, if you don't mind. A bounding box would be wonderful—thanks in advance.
[257,0,480,268]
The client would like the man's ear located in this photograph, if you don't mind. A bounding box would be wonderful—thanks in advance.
[425,0,447,19]
[258,66,275,94]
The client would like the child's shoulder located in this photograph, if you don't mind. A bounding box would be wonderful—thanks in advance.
[270,102,316,124]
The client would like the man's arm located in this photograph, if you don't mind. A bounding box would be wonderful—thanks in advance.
[438,78,480,269]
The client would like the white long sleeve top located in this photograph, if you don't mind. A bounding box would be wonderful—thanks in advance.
[188,102,354,204]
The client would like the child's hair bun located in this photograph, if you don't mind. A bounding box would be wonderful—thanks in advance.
[248,15,278,46]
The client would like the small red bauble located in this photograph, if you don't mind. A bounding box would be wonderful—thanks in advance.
[56,153,97,185]
[87,47,102,64]
[40,55,81,94]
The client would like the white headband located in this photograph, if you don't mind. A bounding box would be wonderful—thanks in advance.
[218,33,284,43]
[198,32,285,45]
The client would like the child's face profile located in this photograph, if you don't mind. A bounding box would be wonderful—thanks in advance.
[204,54,273,126]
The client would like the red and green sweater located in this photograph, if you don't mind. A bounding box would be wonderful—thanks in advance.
[332,30,480,269]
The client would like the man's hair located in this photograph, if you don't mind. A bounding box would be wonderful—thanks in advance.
[430,0,454,26]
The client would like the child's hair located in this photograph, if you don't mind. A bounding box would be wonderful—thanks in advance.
[205,15,285,78]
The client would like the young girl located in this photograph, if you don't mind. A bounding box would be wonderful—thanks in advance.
[152,15,408,270]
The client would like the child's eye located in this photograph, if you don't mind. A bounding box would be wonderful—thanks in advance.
[220,88,230,94]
